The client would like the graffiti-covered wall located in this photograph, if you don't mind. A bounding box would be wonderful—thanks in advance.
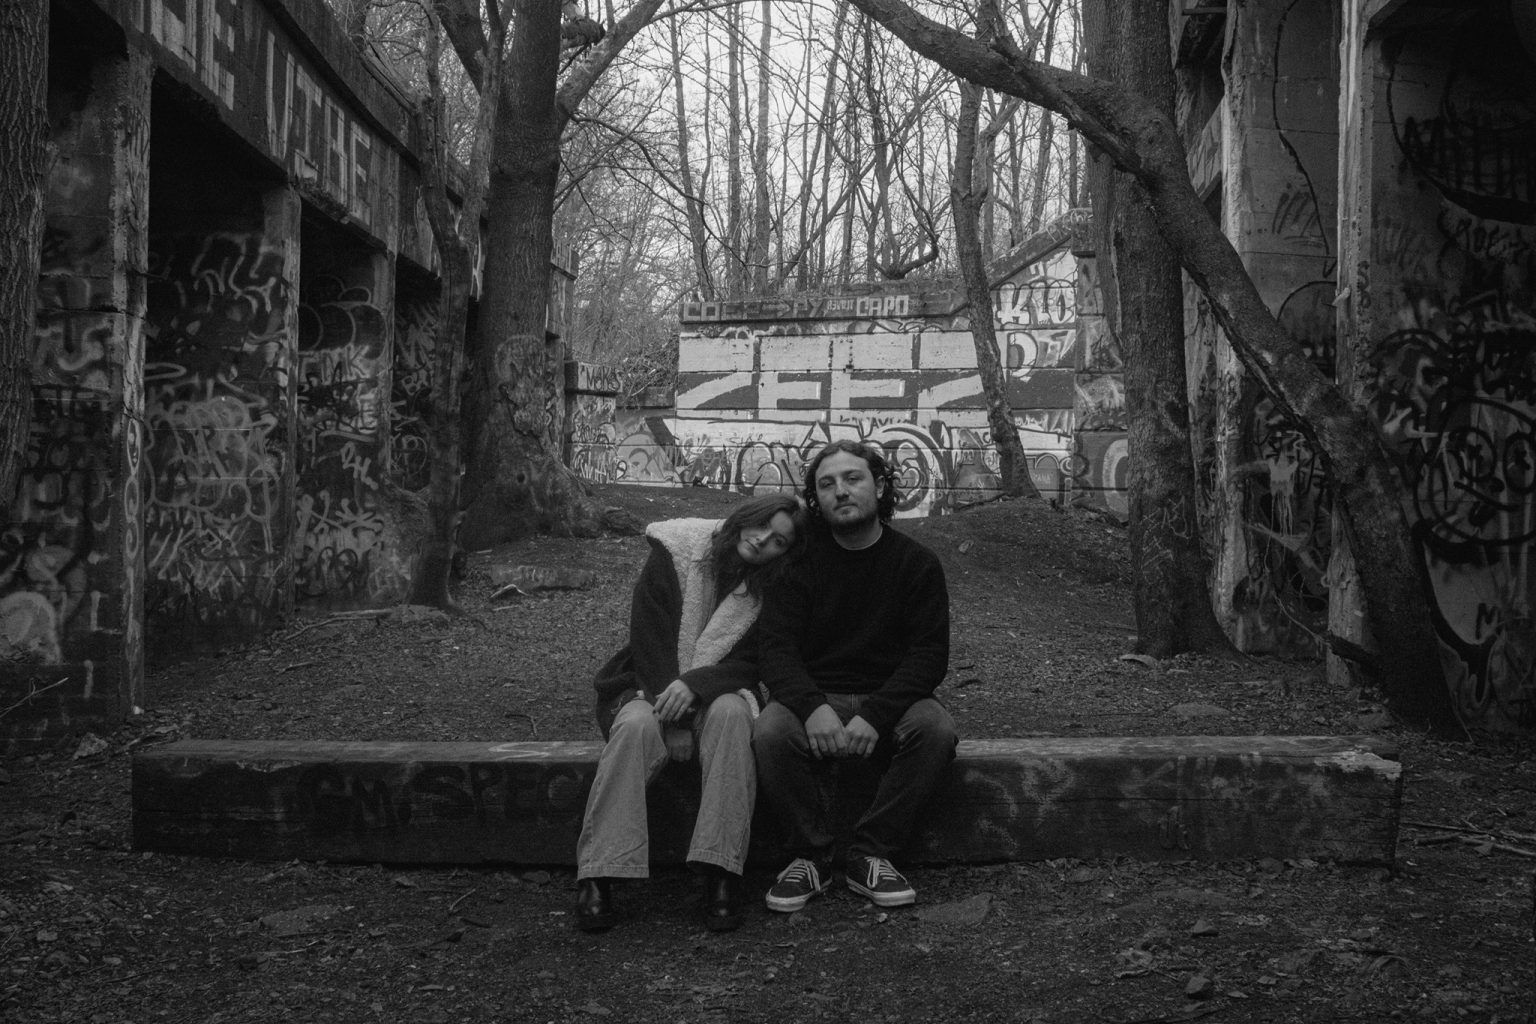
[1181,0,1339,654]
[1,43,151,748]
[564,361,618,483]
[615,217,1124,517]
[294,224,408,607]
[2,0,419,748]
[143,161,300,655]
[4,0,593,747]
[1175,0,1536,732]
[1346,1,1536,731]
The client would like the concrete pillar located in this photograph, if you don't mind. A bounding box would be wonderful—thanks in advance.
[563,361,618,483]
[389,271,440,493]
[1212,0,1340,653]
[143,133,302,657]
[1342,2,1536,731]
[1,47,152,749]
[295,232,410,607]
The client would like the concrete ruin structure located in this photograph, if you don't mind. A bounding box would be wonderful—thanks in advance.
[1174,0,1536,731]
[615,213,1129,517]
[1,0,583,749]
[7,0,1533,745]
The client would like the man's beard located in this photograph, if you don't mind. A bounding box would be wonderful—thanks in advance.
[825,502,877,534]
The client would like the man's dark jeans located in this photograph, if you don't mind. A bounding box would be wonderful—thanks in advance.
[753,693,958,861]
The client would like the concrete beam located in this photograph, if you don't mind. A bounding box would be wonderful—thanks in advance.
[132,736,1401,868]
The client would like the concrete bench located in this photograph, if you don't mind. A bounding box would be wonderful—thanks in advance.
[131,736,1402,867]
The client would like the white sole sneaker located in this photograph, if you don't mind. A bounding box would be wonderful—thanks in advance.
[846,878,916,907]
[845,856,916,907]
[764,859,832,912]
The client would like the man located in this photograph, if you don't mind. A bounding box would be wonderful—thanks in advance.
[753,439,957,912]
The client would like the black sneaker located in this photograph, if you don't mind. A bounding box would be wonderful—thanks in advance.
[845,855,916,907]
[765,857,832,913]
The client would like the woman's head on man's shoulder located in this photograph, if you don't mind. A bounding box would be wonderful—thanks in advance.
[710,493,809,592]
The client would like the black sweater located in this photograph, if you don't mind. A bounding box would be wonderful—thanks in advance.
[758,524,949,737]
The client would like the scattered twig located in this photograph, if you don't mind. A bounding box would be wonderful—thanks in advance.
[1404,819,1474,833]
[1453,835,1536,859]
[282,610,392,642]
[1323,631,1380,674]
[1115,1002,1226,1024]
[449,888,477,913]
[489,582,527,601]
[98,968,162,986]
[281,662,318,673]
[506,712,538,738]
[0,676,70,721]
[1404,820,1536,857]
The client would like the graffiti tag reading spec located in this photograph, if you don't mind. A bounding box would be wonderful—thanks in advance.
[294,762,588,831]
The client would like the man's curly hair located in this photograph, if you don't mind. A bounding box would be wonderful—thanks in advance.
[801,440,901,524]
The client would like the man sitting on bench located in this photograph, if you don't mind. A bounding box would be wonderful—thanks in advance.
[753,440,958,911]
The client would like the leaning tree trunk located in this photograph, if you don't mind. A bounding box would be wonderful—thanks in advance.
[0,0,48,518]
[844,0,1460,733]
[1085,0,1229,658]
[952,75,1036,500]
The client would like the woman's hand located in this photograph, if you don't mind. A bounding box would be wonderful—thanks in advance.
[653,679,697,723]
[663,724,696,762]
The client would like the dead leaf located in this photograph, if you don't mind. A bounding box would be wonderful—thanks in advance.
[1367,954,1408,977]
[72,734,109,760]
[1114,947,1154,978]
[1118,653,1157,668]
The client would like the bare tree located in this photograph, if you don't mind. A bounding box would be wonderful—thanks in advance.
[1083,0,1228,658]
[842,0,1460,734]
[0,0,48,519]
[439,0,663,546]
[950,1,1041,500]
[668,14,715,298]
[407,0,507,607]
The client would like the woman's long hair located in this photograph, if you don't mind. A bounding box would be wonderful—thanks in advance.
[709,493,809,597]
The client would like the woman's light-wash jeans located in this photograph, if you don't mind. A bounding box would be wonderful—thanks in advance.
[576,693,755,880]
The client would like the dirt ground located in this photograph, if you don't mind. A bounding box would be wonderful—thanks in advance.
[2,481,1533,1023]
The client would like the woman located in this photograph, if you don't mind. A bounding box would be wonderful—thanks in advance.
[574,493,807,933]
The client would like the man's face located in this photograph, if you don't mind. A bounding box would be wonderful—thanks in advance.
[813,450,883,533]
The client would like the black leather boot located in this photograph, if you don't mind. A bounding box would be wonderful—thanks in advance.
[574,878,615,932]
[702,870,743,932]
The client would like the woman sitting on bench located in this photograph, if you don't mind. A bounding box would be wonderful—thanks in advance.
[574,493,808,933]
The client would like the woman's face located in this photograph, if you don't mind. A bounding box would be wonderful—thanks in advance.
[736,510,797,566]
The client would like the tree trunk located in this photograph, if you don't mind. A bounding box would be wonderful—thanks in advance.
[460,0,598,547]
[0,0,48,519]
[408,1,502,608]
[725,5,745,295]
[1026,3,1057,231]
[1084,0,1229,658]
[450,0,662,548]
[845,0,1460,734]
[748,0,773,294]
[669,16,714,299]
[952,75,1035,500]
